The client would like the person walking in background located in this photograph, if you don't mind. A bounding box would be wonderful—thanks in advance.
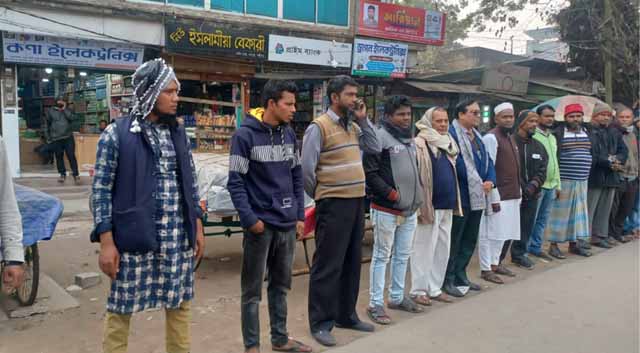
[91,59,205,353]
[545,104,593,258]
[587,102,628,248]
[227,80,312,353]
[529,105,560,261]
[446,100,497,297]
[44,96,80,183]
[608,106,638,243]
[364,96,424,325]
[410,107,460,305]
[302,75,378,347]
[478,102,521,284]
[507,111,548,268]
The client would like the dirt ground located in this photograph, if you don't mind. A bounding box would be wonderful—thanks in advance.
[0,205,611,353]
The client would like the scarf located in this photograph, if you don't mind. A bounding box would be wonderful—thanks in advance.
[452,119,488,211]
[415,107,459,157]
[129,58,180,133]
[382,118,413,143]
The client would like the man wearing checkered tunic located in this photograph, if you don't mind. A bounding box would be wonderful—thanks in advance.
[90,59,205,353]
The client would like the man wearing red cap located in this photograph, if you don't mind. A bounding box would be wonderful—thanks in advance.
[587,102,628,248]
[544,104,593,258]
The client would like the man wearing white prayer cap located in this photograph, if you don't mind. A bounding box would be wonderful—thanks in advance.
[478,102,525,285]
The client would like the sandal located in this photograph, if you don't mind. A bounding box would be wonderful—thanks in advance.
[273,338,313,352]
[431,293,453,303]
[494,264,516,277]
[410,294,432,306]
[387,297,424,313]
[367,305,392,325]
[481,271,504,284]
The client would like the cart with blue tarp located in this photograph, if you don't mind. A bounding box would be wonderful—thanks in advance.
[9,184,63,305]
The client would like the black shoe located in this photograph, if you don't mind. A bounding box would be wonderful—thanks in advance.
[335,320,375,332]
[577,239,592,249]
[57,175,66,183]
[512,257,535,270]
[442,283,465,298]
[311,330,336,347]
[592,240,612,249]
[569,246,592,257]
[531,251,553,262]
[548,246,566,260]
[467,281,482,291]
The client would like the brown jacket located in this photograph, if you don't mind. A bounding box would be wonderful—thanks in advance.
[487,128,521,201]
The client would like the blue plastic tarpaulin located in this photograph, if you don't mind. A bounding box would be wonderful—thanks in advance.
[14,184,64,246]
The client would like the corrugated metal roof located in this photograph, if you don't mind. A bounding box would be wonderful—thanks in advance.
[404,81,540,103]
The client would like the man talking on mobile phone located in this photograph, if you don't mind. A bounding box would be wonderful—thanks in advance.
[302,75,379,347]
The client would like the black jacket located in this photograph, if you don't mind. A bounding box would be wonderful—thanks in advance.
[587,124,628,188]
[514,134,548,201]
[44,107,74,142]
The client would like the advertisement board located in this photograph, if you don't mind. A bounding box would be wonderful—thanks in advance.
[352,38,408,78]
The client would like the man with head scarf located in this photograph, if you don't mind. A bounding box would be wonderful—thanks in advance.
[446,99,496,297]
[608,105,638,243]
[364,95,424,325]
[90,58,205,353]
[478,102,524,285]
[502,111,548,269]
[587,102,628,248]
[545,104,593,258]
[410,106,461,306]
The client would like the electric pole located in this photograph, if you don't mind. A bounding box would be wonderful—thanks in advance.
[603,0,613,105]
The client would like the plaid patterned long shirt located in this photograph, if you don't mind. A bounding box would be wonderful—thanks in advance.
[91,120,200,314]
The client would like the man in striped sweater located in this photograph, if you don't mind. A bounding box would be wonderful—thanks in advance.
[545,104,593,258]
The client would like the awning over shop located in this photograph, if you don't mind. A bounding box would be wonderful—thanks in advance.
[404,81,540,104]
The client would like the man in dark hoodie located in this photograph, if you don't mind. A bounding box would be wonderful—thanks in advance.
[363,95,424,325]
[227,80,311,353]
[587,102,628,248]
[502,110,548,268]
[44,96,80,183]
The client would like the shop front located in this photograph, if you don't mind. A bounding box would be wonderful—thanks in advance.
[164,20,267,153]
[1,31,146,175]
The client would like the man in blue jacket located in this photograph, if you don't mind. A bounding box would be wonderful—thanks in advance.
[228,80,311,353]
[447,99,497,297]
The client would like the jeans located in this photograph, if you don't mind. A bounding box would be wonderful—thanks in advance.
[369,209,418,307]
[529,188,556,254]
[609,179,639,237]
[624,187,640,233]
[51,136,79,177]
[241,225,296,349]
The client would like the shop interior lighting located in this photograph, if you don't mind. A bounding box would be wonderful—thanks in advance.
[45,67,53,74]
[79,71,88,77]
[42,78,49,82]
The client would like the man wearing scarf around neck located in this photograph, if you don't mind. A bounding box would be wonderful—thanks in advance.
[409,107,461,306]
[91,59,205,353]
[363,95,424,325]
[446,99,497,297]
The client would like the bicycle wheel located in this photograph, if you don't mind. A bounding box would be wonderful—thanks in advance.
[16,243,39,306]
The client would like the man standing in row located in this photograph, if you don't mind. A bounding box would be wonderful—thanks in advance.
[506,110,548,269]
[302,75,378,346]
[587,103,627,248]
[479,103,520,284]
[410,107,460,305]
[529,105,560,261]
[609,106,639,243]
[546,104,592,258]
[228,80,311,353]
[447,100,496,296]
[91,58,205,353]
[364,96,424,325]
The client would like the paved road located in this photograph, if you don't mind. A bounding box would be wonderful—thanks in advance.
[329,242,640,353]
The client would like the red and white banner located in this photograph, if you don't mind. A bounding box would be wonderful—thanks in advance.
[357,0,446,46]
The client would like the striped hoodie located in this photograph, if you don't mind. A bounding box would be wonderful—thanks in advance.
[227,110,304,230]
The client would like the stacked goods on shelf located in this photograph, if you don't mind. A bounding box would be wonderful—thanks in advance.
[195,111,236,153]
[110,75,134,120]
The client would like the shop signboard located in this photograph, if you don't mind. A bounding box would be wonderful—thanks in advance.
[2,32,144,70]
[357,0,446,46]
[351,38,408,78]
[481,64,530,96]
[166,21,268,60]
[267,35,352,68]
